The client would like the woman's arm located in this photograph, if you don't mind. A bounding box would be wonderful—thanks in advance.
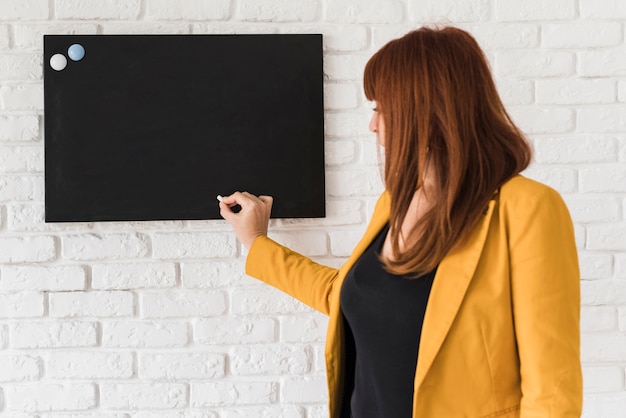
[246,235,339,315]
[506,184,582,416]
[219,191,340,315]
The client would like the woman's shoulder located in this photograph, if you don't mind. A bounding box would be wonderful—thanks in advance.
[498,174,569,216]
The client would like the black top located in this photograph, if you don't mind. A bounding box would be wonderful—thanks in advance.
[340,224,436,418]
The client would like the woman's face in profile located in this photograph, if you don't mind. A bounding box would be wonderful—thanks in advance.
[368,103,385,147]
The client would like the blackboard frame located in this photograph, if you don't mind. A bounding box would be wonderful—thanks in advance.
[44,34,325,222]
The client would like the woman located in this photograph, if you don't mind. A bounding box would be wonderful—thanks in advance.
[220,26,582,418]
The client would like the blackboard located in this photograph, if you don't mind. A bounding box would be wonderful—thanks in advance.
[44,34,325,222]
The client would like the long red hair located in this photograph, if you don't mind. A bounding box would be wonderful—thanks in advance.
[364,26,531,276]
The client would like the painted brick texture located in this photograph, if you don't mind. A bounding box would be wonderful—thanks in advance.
[0,1,624,417]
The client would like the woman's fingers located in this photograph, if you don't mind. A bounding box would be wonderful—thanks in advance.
[218,192,273,249]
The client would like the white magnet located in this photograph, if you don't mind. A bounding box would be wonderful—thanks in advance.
[50,53,67,71]
[68,44,85,61]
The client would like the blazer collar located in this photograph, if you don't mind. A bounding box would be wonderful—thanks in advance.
[415,197,497,387]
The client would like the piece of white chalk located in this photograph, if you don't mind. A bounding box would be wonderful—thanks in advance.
[217,195,224,202]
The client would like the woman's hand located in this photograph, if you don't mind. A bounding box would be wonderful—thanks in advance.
[219,192,273,250]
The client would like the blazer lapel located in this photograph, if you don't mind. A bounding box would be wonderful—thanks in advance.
[414,197,497,388]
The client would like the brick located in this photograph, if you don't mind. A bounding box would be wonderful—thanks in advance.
[92,262,176,289]
[325,111,370,138]
[0,146,43,172]
[563,195,620,223]
[280,314,328,342]
[0,292,44,318]
[191,23,278,35]
[587,225,626,251]
[307,405,328,418]
[580,51,626,77]
[0,176,44,201]
[140,290,226,318]
[7,202,92,232]
[219,405,303,418]
[581,280,626,305]
[324,140,356,166]
[62,233,149,261]
[280,25,369,52]
[102,321,188,348]
[181,260,247,288]
[281,375,327,403]
[409,0,489,22]
[232,287,312,315]
[327,0,403,23]
[95,219,183,231]
[496,51,574,78]
[0,84,43,110]
[620,307,626,332]
[237,0,320,22]
[267,231,327,256]
[616,254,626,279]
[47,351,133,379]
[146,0,231,21]
[131,412,217,418]
[462,24,539,49]
[580,167,626,193]
[619,80,626,103]
[534,136,616,164]
[0,116,39,142]
[0,0,49,20]
[579,107,626,133]
[0,54,42,80]
[231,345,310,375]
[578,253,614,280]
[191,381,277,406]
[0,235,55,263]
[0,25,9,50]
[583,366,624,393]
[581,332,626,362]
[495,0,575,20]
[522,166,577,193]
[329,229,366,257]
[325,83,358,110]
[139,352,225,379]
[581,307,617,333]
[15,23,98,50]
[582,394,626,418]
[100,22,191,35]
[195,317,276,345]
[0,324,7,349]
[100,383,187,409]
[508,107,574,134]
[55,0,141,19]
[10,321,97,348]
[581,0,626,18]
[50,291,134,318]
[152,232,236,259]
[542,23,622,48]
[5,384,96,412]
[323,55,369,82]
[0,354,40,382]
[326,169,384,197]
[536,79,615,105]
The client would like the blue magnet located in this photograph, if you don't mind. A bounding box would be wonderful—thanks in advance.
[68,44,85,61]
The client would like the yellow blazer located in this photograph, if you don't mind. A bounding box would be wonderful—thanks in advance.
[246,175,582,417]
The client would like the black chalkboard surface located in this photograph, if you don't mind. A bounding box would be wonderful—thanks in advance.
[44,34,325,222]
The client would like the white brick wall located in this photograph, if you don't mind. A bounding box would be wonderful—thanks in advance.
[0,1,624,417]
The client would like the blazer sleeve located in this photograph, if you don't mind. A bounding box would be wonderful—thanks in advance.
[245,235,339,315]
[506,185,582,417]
